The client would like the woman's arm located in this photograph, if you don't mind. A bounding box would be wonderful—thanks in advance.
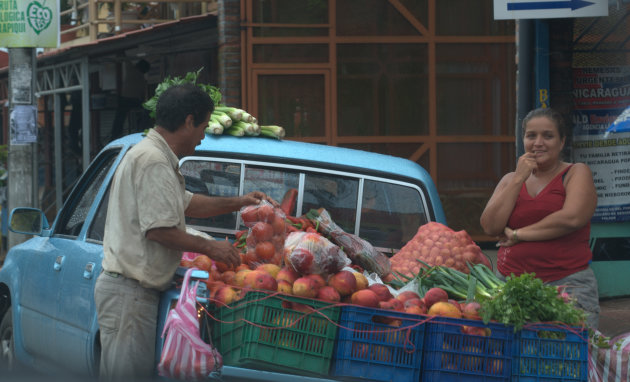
[480,152,538,236]
[480,172,523,236]
[499,163,597,245]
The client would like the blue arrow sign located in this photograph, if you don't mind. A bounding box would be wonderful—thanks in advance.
[507,0,594,11]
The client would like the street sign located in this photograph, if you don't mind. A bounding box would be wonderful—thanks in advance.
[494,0,608,19]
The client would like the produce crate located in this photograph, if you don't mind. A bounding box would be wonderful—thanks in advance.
[330,305,427,382]
[210,291,340,377]
[513,324,588,381]
[422,316,514,381]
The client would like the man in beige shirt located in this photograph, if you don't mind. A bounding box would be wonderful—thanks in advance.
[94,84,272,380]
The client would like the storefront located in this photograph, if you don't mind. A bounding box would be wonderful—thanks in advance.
[236,0,516,243]
[0,1,627,281]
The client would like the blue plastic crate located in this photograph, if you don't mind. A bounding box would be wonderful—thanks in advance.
[513,324,588,381]
[331,305,426,382]
[422,316,514,382]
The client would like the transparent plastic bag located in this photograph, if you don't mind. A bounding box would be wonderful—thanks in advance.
[285,231,350,276]
[239,201,286,266]
[306,208,391,277]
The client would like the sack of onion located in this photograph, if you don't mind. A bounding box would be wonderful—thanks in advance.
[390,222,490,278]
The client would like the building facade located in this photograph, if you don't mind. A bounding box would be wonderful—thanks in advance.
[1,0,629,249]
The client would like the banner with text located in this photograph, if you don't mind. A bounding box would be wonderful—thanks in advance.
[0,0,59,48]
[572,67,630,222]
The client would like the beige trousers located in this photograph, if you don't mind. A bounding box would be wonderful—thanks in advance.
[94,271,160,381]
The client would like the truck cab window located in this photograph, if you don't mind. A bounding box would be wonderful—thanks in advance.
[56,150,119,237]
[181,160,242,230]
[359,180,428,250]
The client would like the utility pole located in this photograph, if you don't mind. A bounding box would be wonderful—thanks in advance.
[7,48,38,250]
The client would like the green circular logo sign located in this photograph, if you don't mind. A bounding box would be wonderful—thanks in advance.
[27,1,53,35]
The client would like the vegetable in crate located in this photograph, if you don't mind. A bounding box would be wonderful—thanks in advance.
[389,222,490,277]
[480,272,586,331]
[306,208,391,277]
[284,231,350,276]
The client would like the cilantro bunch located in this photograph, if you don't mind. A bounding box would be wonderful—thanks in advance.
[142,68,222,119]
[480,273,586,331]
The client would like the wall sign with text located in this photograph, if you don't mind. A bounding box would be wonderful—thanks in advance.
[0,0,59,48]
[572,67,630,223]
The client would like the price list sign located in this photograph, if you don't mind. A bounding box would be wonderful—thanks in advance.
[572,67,630,222]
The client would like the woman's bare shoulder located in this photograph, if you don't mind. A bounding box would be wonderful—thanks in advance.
[568,162,593,176]
[494,171,517,190]
[565,162,594,186]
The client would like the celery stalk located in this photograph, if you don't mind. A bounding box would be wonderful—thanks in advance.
[206,120,224,135]
[215,106,243,121]
[212,111,233,128]
[225,126,245,136]
[241,111,254,123]
[260,125,285,139]
[232,121,257,135]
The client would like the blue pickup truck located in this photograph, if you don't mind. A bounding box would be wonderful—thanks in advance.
[0,132,446,380]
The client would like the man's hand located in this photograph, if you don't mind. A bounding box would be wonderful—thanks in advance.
[204,240,241,268]
[242,191,279,207]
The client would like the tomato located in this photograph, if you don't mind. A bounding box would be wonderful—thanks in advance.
[244,250,258,265]
[240,205,259,224]
[271,234,285,251]
[255,241,275,261]
[257,204,275,223]
[271,214,286,234]
[251,222,274,242]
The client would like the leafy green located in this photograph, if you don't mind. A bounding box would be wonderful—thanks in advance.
[480,273,585,331]
[142,68,222,118]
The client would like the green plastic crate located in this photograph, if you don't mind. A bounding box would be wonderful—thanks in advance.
[210,291,340,377]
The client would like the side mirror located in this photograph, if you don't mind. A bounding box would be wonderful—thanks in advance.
[9,208,47,235]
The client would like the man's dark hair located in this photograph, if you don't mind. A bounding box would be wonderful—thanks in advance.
[155,84,214,132]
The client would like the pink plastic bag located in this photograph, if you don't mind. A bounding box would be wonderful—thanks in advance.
[158,268,222,380]
[589,330,630,382]
[182,252,202,262]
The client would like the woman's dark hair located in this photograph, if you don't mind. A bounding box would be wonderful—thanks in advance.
[522,107,566,139]
[155,84,214,132]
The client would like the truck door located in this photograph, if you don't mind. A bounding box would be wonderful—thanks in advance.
[45,149,119,374]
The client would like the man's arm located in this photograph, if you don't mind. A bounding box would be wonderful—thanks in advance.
[185,191,277,218]
[145,226,241,267]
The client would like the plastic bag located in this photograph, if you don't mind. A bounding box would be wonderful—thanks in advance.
[158,268,222,381]
[306,208,391,277]
[588,330,630,382]
[239,200,286,266]
[285,231,350,276]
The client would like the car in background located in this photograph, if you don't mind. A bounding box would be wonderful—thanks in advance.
[0,132,446,380]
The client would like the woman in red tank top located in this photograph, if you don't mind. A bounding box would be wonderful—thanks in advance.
[480,107,600,328]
